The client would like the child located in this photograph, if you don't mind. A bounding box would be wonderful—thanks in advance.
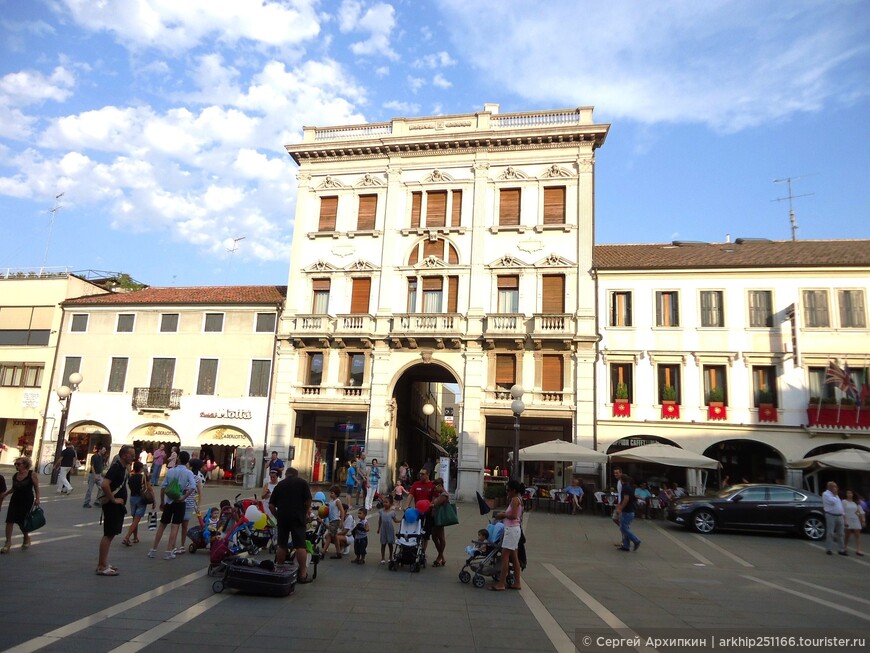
[351,508,369,564]
[377,496,402,564]
[466,528,490,557]
[392,482,406,505]
[322,486,347,558]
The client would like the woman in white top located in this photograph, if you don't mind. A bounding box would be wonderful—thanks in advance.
[261,469,279,520]
[843,489,866,556]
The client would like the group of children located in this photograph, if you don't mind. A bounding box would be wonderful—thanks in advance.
[319,485,407,564]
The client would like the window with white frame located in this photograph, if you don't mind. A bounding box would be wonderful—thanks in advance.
[609,291,632,327]
[70,314,88,332]
[801,290,830,328]
[700,290,724,327]
[116,313,135,332]
[160,313,179,333]
[655,291,680,327]
[748,290,773,328]
[107,357,128,393]
[204,313,224,332]
[703,365,728,405]
[497,275,519,313]
[197,359,218,395]
[249,360,271,397]
[838,289,866,328]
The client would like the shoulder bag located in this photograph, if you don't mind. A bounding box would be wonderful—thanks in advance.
[23,505,46,533]
[434,501,459,527]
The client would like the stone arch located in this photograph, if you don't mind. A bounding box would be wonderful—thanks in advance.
[703,438,786,485]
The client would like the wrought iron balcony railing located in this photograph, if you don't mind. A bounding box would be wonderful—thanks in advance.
[132,387,182,410]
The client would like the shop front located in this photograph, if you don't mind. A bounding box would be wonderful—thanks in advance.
[69,421,112,470]
[294,410,367,486]
[198,426,254,483]
[0,418,37,462]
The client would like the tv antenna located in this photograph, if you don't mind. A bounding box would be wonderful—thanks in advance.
[43,192,65,267]
[772,175,815,241]
[227,236,246,255]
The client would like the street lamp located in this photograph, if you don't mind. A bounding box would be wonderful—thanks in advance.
[422,402,435,416]
[51,372,82,484]
[510,384,525,481]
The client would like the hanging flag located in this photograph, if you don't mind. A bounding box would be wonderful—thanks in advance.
[825,361,858,398]
[842,362,860,402]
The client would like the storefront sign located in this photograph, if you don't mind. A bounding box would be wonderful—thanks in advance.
[199,428,253,446]
[334,423,360,432]
[131,424,180,441]
[21,393,39,408]
[199,409,253,420]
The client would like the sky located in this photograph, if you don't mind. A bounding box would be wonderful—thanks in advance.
[1,0,868,287]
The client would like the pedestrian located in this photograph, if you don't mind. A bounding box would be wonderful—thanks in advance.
[1,457,40,554]
[351,507,369,564]
[96,445,135,575]
[614,474,641,552]
[147,450,196,560]
[166,445,179,470]
[267,451,285,478]
[488,479,523,591]
[138,447,148,474]
[178,457,204,555]
[365,457,381,511]
[262,469,280,520]
[398,461,410,488]
[83,445,107,508]
[406,467,435,557]
[122,461,153,546]
[268,467,314,583]
[843,489,865,557]
[54,441,77,494]
[354,452,368,507]
[377,495,400,564]
[321,485,346,558]
[150,444,166,485]
[823,481,847,556]
[345,459,357,506]
[430,476,450,566]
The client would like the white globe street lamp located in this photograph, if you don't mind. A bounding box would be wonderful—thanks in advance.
[510,384,525,481]
[51,373,83,484]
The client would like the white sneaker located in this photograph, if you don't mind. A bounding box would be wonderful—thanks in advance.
[147,549,157,558]
[173,547,186,555]
[163,550,176,560]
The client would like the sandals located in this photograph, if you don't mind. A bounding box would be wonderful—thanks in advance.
[487,585,506,591]
[297,575,313,584]
[122,539,132,547]
[131,537,140,544]
[1,544,11,554]
[21,539,31,550]
[96,567,119,576]
[330,554,342,559]
[432,560,445,567]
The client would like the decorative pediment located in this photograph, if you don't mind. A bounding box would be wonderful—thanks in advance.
[535,253,574,267]
[418,256,448,268]
[497,166,529,181]
[355,173,384,187]
[488,254,526,268]
[346,259,377,271]
[541,164,572,178]
[423,169,454,183]
[318,176,346,189]
[305,259,339,272]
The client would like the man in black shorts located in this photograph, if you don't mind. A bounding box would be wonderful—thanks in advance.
[269,467,312,583]
[97,445,135,576]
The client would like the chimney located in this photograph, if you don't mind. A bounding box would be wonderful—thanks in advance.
[483,103,500,114]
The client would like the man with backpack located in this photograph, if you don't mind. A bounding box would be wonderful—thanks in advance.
[147,450,196,560]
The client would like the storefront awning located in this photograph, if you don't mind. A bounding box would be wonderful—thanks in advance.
[70,423,110,435]
[199,427,253,447]
[130,424,180,442]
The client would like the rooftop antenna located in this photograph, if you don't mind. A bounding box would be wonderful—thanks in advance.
[227,236,246,256]
[772,175,815,241]
[43,192,65,267]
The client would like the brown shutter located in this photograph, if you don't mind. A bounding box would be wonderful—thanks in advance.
[410,192,422,228]
[312,278,331,291]
[499,188,520,226]
[497,275,519,289]
[350,277,371,314]
[542,355,563,392]
[542,274,565,313]
[357,195,377,230]
[423,238,441,259]
[319,196,338,231]
[495,354,516,386]
[446,242,458,264]
[543,186,566,224]
[421,277,442,291]
[450,190,462,227]
[426,190,447,227]
[447,276,458,313]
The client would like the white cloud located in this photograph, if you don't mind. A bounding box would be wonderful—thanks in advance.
[375,66,389,77]
[340,2,399,60]
[432,73,451,89]
[383,100,420,115]
[0,66,75,106]
[407,76,425,93]
[413,51,456,69]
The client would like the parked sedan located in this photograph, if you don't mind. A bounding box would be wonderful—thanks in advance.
[666,484,826,540]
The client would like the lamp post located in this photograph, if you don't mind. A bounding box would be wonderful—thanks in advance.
[510,384,525,481]
[50,372,82,485]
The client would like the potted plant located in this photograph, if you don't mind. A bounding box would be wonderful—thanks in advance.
[614,383,630,404]
[757,388,774,408]
[708,387,725,406]
[662,384,677,404]
[483,482,507,508]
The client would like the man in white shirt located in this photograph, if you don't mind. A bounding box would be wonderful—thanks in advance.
[822,481,847,556]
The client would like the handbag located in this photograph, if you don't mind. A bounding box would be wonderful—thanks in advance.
[434,501,459,527]
[23,505,46,533]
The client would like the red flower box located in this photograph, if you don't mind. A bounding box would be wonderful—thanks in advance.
[708,403,727,421]
[661,403,680,419]
[807,405,870,429]
[758,405,778,423]
[612,400,631,418]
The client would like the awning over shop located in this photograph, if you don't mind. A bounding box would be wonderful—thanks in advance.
[129,424,180,442]
[199,427,253,447]
[788,448,870,471]
[70,422,110,436]
[516,439,607,463]
[609,443,720,469]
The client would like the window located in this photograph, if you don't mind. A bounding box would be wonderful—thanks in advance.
[117,313,135,332]
[70,314,88,332]
[752,365,777,407]
[769,487,803,502]
[107,357,128,393]
[450,190,462,227]
[447,276,459,313]
[160,313,179,332]
[543,186,566,225]
[0,363,43,388]
[700,291,724,327]
[655,291,680,327]
[610,363,633,402]
[307,352,324,385]
[703,365,727,405]
[348,353,365,386]
[495,354,516,390]
[738,487,767,502]
[410,192,422,228]
[312,279,330,314]
[542,355,563,392]
[350,278,371,314]
[657,364,681,404]
[802,290,830,328]
[197,359,218,395]
[497,276,519,313]
[204,313,224,332]
[609,291,632,327]
[0,306,51,346]
[422,277,443,313]
[407,278,418,312]
[249,360,271,397]
[425,190,447,227]
[319,196,338,231]
[499,188,521,226]
[150,358,175,389]
[542,274,565,314]
[838,290,866,328]
[61,356,81,387]
[748,290,773,327]
[255,313,277,333]
[357,194,377,230]
[807,366,836,400]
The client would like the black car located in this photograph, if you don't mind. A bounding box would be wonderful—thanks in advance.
[666,484,826,540]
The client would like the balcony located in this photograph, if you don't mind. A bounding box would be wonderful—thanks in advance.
[132,387,182,411]
[294,314,335,335]
[807,402,870,430]
[484,314,527,336]
[532,314,576,337]
[392,314,466,337]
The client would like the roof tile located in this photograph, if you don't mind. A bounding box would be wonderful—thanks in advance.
[63,285,286,306]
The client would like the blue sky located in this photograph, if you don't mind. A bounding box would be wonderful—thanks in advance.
[1,0,868,287]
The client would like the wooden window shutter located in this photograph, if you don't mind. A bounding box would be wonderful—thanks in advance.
[422,277,442,291]
[543,186,566,224]
[499,188,520,226]
[542,274,565,313]
[495,354,516,386]
[542,355,563,392]
[426,190,447,227]
[319,196,338,231]
[350,277,371,314]
[357,195,377,230]
[447,276,458,313]
[410,192,422,228]
[497,275,519,289]
[446,242,458,264]
[423,238,442,260]
[450,190,462,227]
[312,278,331,292]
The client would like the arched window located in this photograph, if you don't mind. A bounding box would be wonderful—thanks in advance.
[407,237,459,265]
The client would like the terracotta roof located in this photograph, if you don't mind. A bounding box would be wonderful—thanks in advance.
[593,239,870,270]
[63,285,286,306]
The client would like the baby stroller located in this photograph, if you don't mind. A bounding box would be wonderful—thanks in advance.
[389,508,426,572]
[208,517,260,576]
[458,519,516,588]
[187,507,216,554]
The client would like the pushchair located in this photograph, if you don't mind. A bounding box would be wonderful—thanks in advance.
[458,519,517,588]
[187,507,217,554]
[388,509,426,572]
[207,517,261,576]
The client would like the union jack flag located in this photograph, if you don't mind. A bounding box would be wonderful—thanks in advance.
[825,361,859,401]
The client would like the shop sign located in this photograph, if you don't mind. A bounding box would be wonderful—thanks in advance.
[199,428,252,446]
[199,409,253,420]
[334,423,360,432]
[21,392,39,408]
[131,425,180,440]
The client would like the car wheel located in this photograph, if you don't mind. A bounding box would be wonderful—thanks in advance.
[691,509,717,534]
[802,515,825,541]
